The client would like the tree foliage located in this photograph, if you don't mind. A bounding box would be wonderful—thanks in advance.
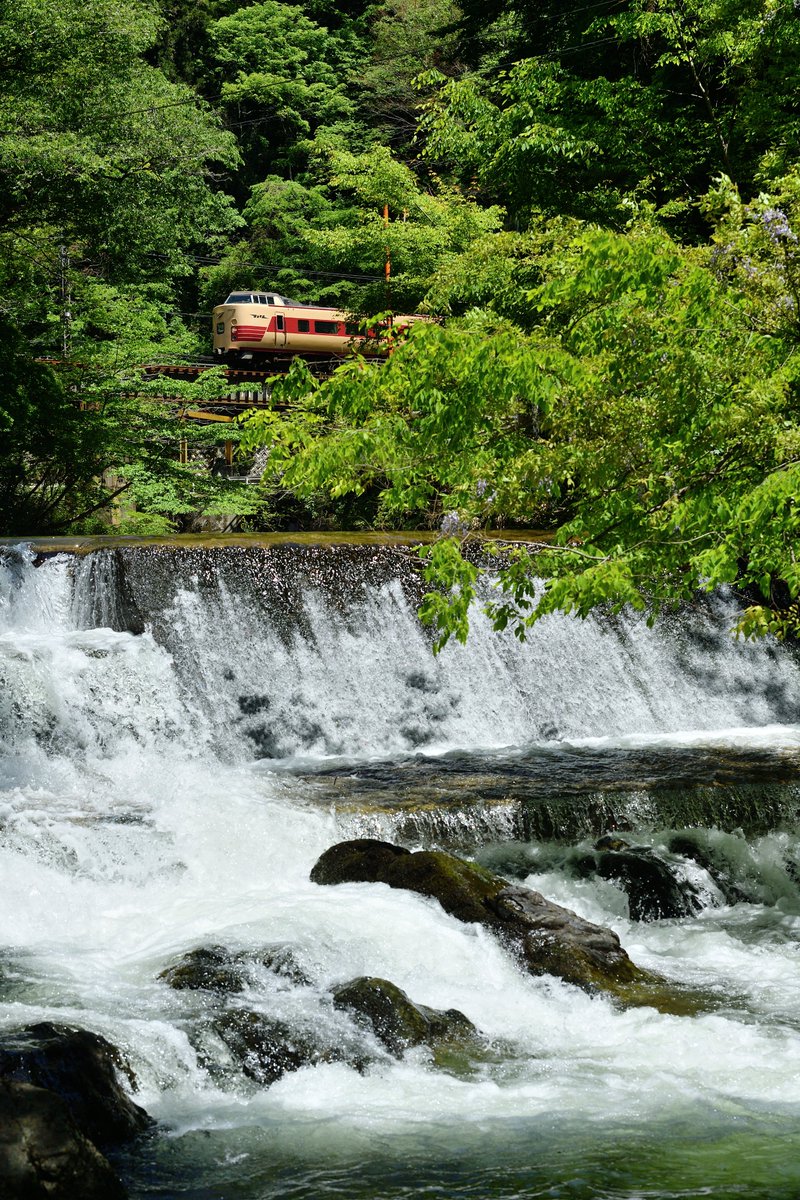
[5,0,800,647]
[0,0,251,533]
[239,211,800,644]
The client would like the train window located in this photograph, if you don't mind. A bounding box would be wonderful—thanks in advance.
[345,323,361,336]
[314,320,338,335]
[297,319,309,332]
[267,296,276,304]
[225,293,253,303]
[257,296,269,305]
[276,314,285,331]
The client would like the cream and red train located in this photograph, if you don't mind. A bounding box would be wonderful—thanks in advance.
[212,290,420,362]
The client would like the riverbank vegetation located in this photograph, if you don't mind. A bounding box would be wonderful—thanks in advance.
[2,0,800,636]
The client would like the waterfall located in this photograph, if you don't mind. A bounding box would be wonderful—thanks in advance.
[2,540,800,1200]
[57,542,800,757]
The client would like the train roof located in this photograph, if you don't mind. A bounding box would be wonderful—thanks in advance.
[223,291,301,306]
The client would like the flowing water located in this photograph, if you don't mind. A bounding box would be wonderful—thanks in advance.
[3,540,800,1199]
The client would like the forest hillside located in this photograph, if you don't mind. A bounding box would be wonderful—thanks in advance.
[2,0,800,637]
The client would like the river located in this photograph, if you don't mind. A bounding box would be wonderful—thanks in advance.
[2,539,800,1199]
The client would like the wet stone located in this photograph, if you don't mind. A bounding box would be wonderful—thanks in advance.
[667,833,750,905]
[159,946,245,994]
[331,976,477,1056]
[0,1078,128,1200]
[311,839,661,999]
[0,1022,151,1148]
[159,944,313,995]
[212,1011,354,1086]
[576,841,704,921]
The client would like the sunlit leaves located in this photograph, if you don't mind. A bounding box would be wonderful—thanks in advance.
[239,216,800,646]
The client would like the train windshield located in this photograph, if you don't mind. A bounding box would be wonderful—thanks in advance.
[225,293,255,303]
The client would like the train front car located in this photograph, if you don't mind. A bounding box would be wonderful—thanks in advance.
[213,291,372,363]
[212,290,424,363]
[213,291,291,361]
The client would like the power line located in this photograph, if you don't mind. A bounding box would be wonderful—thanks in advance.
[529,0,626,21]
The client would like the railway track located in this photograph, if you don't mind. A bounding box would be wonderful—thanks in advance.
[143,354,351,383]
[39,354,356,422]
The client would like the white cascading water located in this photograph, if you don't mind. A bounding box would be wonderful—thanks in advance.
[3,542,800,1199]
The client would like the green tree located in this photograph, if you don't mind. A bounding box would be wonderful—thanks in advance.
[0,0,254,534]
[238,215,800,643]
[0,320,111,535]
[418,0,800,230]
[208,0,360,190]
[355,0,462,150]
[201,144,507,313]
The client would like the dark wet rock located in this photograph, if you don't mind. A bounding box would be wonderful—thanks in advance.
[0,1077,128,1199]
[0,1023,151,1147]
[256,944,314,987]
[160,944,313,995]
[311,839,658,997]
[160,946,245,994]
[668,833,749,905]
[594,834,632,853]
[332,976,476,1056]
[212,1011,352,1086]
[577,844,703,921]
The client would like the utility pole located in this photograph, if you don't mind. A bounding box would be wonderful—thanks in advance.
[383,203,392,312]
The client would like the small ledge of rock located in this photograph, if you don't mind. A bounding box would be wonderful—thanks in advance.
[311,839,662,1000]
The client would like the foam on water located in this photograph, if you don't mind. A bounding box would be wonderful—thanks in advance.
[3,544,800,1197]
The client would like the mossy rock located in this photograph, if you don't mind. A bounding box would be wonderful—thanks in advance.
[311,839,663,1002]
[311,839,510,923]
[331,976,476,1056]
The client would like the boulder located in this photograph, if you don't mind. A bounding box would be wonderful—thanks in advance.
[212,1011,351,1085]
[0,1077,128,1200]
[311,839,658,997]
[160,944,312,995]
[576,841,703,921]
[160,945,245,994]
[331,976,476,1056]
[667,833,749,904]
[0,1023,151,1147]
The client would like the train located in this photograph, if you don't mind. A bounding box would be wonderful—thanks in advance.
[212,290,422,362]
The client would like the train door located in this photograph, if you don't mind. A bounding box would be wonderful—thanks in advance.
[272,312,287,347]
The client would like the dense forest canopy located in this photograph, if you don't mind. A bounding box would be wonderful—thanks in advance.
[2,0,800,637]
